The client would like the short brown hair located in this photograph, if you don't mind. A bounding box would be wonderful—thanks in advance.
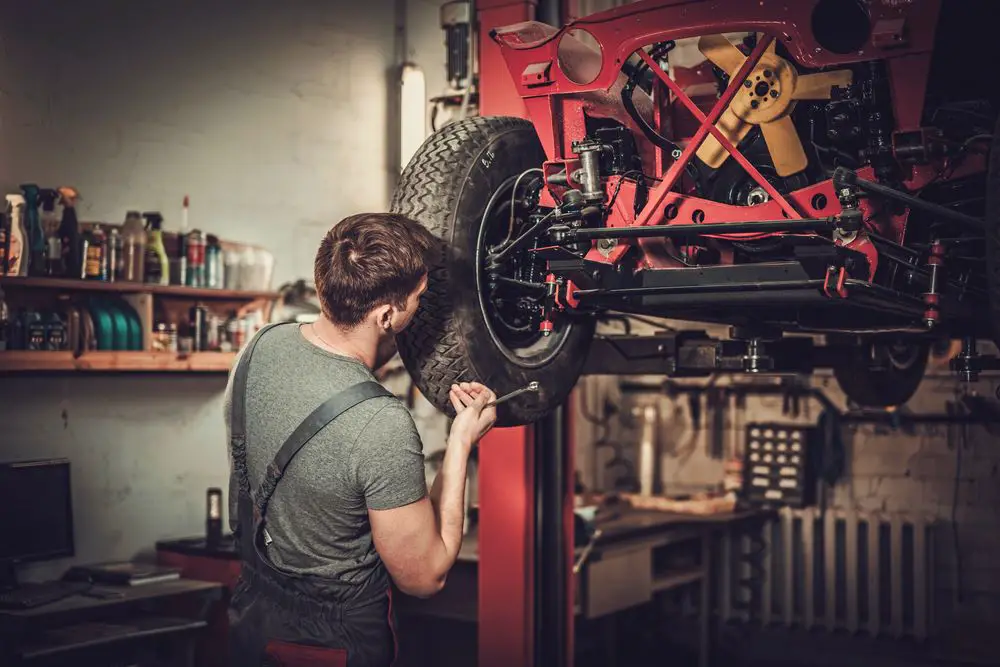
[314,213,437,327]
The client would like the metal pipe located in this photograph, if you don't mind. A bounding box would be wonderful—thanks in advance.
[558,218,834,241]
[834,167,984,231]
[534,405,567,667]
[573,279,826,299]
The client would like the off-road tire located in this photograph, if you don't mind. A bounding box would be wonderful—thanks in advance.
[390,116,595,426]
[986,114,1000,348]
[832,340,930,408]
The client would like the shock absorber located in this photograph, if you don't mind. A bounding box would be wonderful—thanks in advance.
[922,240,944,328]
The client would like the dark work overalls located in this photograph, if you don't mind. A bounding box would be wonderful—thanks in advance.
[227,323,399,667]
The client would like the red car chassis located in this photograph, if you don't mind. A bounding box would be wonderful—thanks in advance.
[484,0,990,349]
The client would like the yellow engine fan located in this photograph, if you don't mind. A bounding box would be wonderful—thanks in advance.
[695,34,853,177]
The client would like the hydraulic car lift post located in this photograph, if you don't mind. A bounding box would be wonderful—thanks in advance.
[475,3,576,667]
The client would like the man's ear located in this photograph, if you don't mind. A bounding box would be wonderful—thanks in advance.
[374,304,394,331]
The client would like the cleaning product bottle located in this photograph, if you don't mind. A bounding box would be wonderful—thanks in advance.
[0,288,9,351]
[0,213,8,275]
[143,212,169,285]
[4,194,27,276]
[19,184,47,277]
[177,195,189,286]
[38,189,62,276]
[120,210,146,282]
[57,187,82,280]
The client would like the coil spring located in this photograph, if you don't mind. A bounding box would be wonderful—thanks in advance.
[732,522,768,621]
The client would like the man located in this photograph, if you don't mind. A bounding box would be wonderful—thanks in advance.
[224,212,497,667]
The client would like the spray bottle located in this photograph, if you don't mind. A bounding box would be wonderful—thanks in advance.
[57,187,82,279]
[19,184,47,277]
[143,212,169,285]
[4,194,28,276]
[38,189,62,276]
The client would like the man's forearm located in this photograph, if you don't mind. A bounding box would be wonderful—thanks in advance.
[427,439,469,572]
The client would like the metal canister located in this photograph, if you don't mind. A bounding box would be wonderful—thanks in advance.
[205,235,221,288]
[189,304,208,352]
[186,229,206,288]
[108,228,123,282]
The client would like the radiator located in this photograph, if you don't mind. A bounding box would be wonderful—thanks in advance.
[718,508,937,641]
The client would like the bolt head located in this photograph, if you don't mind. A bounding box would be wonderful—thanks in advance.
[743,80,752,88]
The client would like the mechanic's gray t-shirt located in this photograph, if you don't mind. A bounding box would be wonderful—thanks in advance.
[223,322,427,589]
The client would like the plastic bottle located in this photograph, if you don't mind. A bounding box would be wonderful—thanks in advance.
[0,213,8,275]
[120,210,146,282]
[19,184,47,277]
[109,228,124,282]
[39,189,62,277]
[0,288,9,351]
[57,187,82,280]
[5,195,28,276]
[143,212,169,285]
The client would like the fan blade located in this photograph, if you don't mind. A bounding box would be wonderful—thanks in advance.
[761,115,808,177]
[698,34,746,74]
[695,107,752,169]
[792,70,853,100]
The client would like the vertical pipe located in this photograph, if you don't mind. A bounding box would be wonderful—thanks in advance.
[868,518,880,638]
[721,529,732,622]
[535,405,567,667]
[824,510,837,631]
[914,518,927,641]
[846,510,858,634]
[762,519,772,627]
[803,508,815,630]
[891,517,904,638]
[783,508,794,627]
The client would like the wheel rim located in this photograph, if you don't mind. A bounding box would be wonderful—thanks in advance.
[474,173,574,369]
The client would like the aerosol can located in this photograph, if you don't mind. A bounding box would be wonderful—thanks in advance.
[19,184,47,277]
[4,194,27,276]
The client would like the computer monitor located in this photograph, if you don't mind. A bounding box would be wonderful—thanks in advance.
[0,458,75,589]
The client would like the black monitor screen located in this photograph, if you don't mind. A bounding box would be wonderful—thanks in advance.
[0,459,74,562]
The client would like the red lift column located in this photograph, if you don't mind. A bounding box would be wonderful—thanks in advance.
[476,3,575,666]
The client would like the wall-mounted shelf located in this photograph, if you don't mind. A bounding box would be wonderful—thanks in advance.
[0,276,278,301]
[0,350,237,373]
[0,276,277,374]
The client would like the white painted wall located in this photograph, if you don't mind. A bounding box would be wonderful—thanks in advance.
[0,0,461,582]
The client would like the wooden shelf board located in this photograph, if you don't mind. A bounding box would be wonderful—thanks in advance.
[0,350,237,373]
[651,567,705,593]
[0,276,278,300]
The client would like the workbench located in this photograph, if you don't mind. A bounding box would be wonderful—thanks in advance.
[0,579,223,667]
[394,507,771,667]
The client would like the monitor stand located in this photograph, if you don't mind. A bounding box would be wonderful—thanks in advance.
[0,560,19,592]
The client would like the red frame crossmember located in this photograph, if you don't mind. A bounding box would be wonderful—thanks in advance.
[633,34,801,227]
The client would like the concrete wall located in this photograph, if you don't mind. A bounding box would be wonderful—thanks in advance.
[0,0,460,581]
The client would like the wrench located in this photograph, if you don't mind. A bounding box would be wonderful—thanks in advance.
[485,381,540,407]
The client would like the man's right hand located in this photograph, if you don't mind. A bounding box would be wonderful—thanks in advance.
[448,382,497,450]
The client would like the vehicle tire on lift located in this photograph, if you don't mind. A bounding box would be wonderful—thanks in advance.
[986,113,1000,349]
[390,116,595,427]
[832,339,930,408]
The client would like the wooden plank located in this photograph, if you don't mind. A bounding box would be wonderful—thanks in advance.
[0,351,236,373]
[0,275,278,300]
